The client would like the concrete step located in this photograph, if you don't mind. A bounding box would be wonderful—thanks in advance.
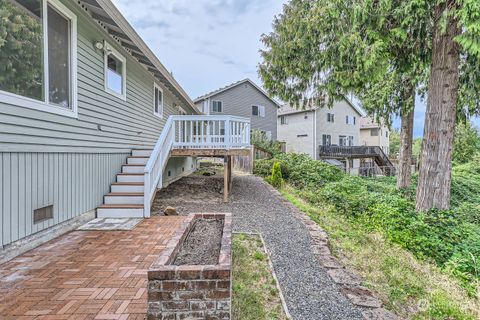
[111,182,144,193]
[117,173,144,183]
[127,157,149,165]
[122,164,145,174]
[132,149,153,157]
[104,192,144,205]
[97,204,144,218]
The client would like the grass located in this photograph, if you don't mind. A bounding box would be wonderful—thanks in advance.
[232,233,288,320]
[279,186,479,320]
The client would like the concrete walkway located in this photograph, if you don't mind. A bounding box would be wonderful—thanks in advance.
[154,172,364,320]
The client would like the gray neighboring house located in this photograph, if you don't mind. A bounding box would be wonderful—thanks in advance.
[0,0,198,252]
[194,79,281,140]
[277,98,364,159]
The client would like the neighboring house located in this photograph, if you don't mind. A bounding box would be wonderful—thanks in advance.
[0,0,200,251]
[360,116,390,155]
[277,98,363,159]
[194,79,281,140]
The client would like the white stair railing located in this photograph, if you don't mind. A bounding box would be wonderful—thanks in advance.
[143,115,250,217]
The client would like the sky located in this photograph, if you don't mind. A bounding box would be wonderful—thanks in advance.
[111,0,479,138]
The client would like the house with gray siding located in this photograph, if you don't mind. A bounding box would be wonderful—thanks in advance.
[0,0,201,253]
[194,79,281,140]
[277,98,364,160]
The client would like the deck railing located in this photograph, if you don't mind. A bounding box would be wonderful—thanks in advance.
[144,115,250,217]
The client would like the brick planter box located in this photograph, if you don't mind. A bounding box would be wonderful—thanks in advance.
[147,213,232,320]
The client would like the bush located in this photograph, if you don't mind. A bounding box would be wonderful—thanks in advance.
[255,152,480,290]
[270,161,284,189]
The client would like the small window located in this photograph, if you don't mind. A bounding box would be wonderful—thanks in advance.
[104,42,126,99]
[348,136,354,146]
[327,113,335,123]
[339,135,347,146]
[280,116,288,125]
[346,115,349,124]
[153,83,163,118]
[353,116,356,125]
[304,112,308,119]
[252,105,259,116]
[212,100,222,113]
[322,134,331,146]
[371,128,379,136]
[252,105,265,117]
[385,131,389,138]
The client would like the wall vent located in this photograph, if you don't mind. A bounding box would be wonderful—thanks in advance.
[34,205,53,224]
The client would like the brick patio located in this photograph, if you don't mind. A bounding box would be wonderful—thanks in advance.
[0,216,186,320]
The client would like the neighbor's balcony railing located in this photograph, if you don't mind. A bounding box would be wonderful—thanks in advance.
[172,115,251,149]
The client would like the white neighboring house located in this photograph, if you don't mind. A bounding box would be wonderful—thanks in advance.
[359,116,391,155]
[277,97,363,160]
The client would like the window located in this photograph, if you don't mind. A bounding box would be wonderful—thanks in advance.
[104,42,126,99]
[348,136,354,146]
[304,112,308,119]
[0,0,77,117]
[327,113,335,122]
[386,131,389,138]
[339,135,347,146]
[322,134,331,146]
[252,105,265,117]
[346,115,356,125]
[280,116,288,125]
[153,83,163,118]
[212,100,222,113]
[370,128,379,136]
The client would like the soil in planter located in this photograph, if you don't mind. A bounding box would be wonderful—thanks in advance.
[173,218,224,265]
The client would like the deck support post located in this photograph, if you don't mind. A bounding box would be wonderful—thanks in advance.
[223,155,233,202]
[224,156,229,202]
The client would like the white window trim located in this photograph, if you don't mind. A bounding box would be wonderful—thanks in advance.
[0,0,78,118]
[178,106,187,115]
[212,100,223,113]
[153,82,163,119]
[104,41,127,101]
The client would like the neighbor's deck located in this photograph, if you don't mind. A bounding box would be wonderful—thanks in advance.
[0,216,186,320]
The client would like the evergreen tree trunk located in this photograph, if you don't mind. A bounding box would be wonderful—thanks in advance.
[416,2,461,211]
[397,88,415,190]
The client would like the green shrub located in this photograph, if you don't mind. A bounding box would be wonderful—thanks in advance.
[270,161,284,189]
[257,152,480,290]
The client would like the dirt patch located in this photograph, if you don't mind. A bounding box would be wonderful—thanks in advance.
[152,168,226,215]
[173,218,224,265]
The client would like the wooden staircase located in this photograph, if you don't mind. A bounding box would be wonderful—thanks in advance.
[97,149,152,218]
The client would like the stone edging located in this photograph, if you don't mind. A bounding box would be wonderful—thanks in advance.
[262,181,401,320]
[233,231,293,320]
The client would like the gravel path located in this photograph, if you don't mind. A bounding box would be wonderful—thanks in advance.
[155,173,364,320]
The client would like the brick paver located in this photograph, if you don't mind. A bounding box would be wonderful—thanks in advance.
[0,216,186,320]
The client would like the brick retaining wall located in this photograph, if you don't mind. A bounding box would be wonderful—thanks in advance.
[147,213,232,320]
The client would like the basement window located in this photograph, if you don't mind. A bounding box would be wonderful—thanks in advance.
[34,205,53,224]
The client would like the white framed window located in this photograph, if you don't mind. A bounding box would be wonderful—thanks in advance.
[322,134,331,146]
[252,105,265,117]
[327,113,335,122]
[348,136,354,146]
[212,100,222,113]
[0,0,77,117]
[153,83,163,118]
[339,135,347,146]
[104,41,126,100]
[280,116,288,125]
